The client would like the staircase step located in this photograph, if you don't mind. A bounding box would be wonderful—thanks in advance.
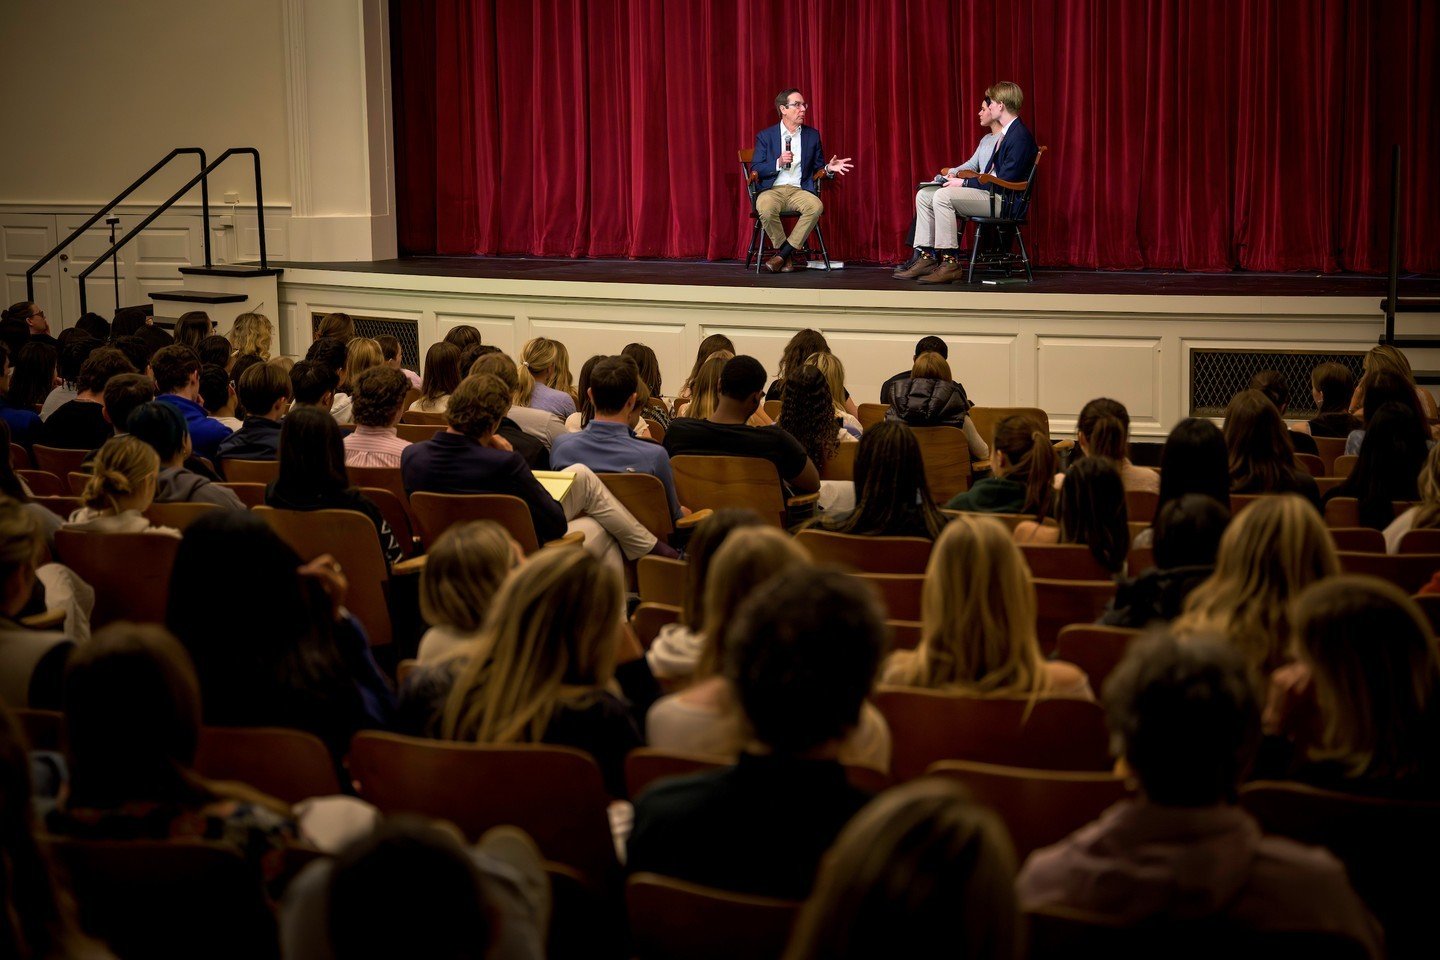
[1379,298,1440,312]
[1416,370,1440,385]
[148,289,248,305]
[179,264,284,278]
[1383,335,1440,349]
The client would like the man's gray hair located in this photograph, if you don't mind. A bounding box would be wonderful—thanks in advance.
[774,88,800,114]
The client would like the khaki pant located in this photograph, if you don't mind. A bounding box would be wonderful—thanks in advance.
[914,185,1001,249]
[756,184,824,248]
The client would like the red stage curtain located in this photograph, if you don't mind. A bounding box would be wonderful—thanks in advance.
[393,0,1438,273]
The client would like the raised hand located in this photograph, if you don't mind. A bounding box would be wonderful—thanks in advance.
[826,155,854,176]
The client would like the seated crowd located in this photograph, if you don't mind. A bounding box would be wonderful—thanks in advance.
[0,305,1437,959]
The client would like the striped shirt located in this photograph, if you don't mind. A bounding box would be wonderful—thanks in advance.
[344,425,412,468]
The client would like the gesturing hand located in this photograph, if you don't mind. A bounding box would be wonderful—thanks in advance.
[826,155,854,176]
[778,150,795,169]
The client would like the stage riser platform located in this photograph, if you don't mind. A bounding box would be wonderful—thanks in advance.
[276,266,1387,442]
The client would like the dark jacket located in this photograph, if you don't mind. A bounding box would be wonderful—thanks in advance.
[215,417,282,462]
[886,377,970,428]
[946,475,1031,514]
[1101,564,1214,629]
[400,432,566,544]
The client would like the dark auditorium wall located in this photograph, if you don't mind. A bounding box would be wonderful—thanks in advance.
[391,0,1438,273]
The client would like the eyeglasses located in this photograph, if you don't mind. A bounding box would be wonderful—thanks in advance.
[785,101,807,109]
[29,310,45,320]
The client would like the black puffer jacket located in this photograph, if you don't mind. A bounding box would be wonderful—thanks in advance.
[1100,564,1214,629]
[886,377,971,428]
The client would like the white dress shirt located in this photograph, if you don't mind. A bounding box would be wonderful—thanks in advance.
[774,122,803,187]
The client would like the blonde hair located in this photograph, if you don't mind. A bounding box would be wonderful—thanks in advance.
[682,350,733,421]
[1174,494,1339,676]
[1363,343,1416,384]
[81,436,159,513]
[440,549,621,744]
[695,527,810,677]
[516,338,574,406]
[343,338,384,387]
[419,521,519,634]
[1414,443,1440,531]
[902,514,1046,696]
[910,351,952,381]
[805,351,848,414]
[228,313,272,360]
[984,81,1024,114]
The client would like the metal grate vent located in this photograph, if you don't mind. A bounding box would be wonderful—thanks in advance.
[1190,349,1364,418]
[310,313,421,370]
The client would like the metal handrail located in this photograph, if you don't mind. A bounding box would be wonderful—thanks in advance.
[76,148,266,316]
[26,147,210,303]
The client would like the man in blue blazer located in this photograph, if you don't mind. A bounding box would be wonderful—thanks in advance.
[751,89,853,273]
[902,82,1038,284]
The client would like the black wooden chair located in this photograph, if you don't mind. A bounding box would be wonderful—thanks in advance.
[959,145,1046,283]
[738,149,831,272]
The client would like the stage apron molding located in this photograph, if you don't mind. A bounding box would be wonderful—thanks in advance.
[276,266,1385,442]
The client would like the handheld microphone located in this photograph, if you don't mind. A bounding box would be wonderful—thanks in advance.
[783,133,792,168]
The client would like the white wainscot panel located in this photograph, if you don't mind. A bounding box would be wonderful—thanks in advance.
[1037,336,1161,429]
[826,331,1018,407]
[2,223,54,258]
[134,229,193,264]
[529,318,686,385]
[437,312,519,360]
[701,324,800,388]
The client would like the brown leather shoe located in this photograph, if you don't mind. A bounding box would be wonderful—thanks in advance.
[891,250,921,277]
[764,253,788,273]
[917,256,966,284]
[780,259,800,272]
[894,252,938,279]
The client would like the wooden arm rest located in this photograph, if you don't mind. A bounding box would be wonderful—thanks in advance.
[391,556,428,577]
[746,170,759,186]
[786,492,822,508]
[542,530,587,550]
[675,508,713,530]
[971,458,992,473]
[20,607,66,630]
[978,172,1028,191]
[953,168,982,179]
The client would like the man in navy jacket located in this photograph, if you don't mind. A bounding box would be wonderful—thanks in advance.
[750,89,853,273]
[910,81,1038,285]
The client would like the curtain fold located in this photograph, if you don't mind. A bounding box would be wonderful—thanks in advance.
[393,0,1438,273]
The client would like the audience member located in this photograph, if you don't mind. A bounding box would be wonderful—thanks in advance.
[676,349,733,421]
[1223,389,1319,508]
[65,436,178,536]
[1016,455,1130,574]
[416,520,520,662]
[1067,397,1158,493]
[344,366,412,468]
[646,509,765,680]
[46,623,300,885]
[330,337,383,425]
[563,354,604,432]
[110,334,153,374]
[1262,575,1440,800]
[807,351,862,433]
[167,511,393,757]
[98,372,156,441]
[173,311,213,352]
[216,361,292,462]
[1249,370,1318,455]
[229,312,274,361]
[677,333,734,405]
[1346,369,1433,455]
[1351,343,1439,438]
[41,335,100,419]
[1294,362,1361,438]
[468,352,554,465]
[881,514,1092,699]
[1016,632,1380,956]
[0,703,110,959]
[1323,401,1428,529]
[306,337,351,418]
[945,414,1054,516]
[400,548,654,797]
[784,779,1019,960]
[879,335,948,405]
[411,341,460,414]
[810,421,949,539]
[442,324,483,353]
[665,355,821,495]
[198,362,241,432]
[403,374,666,569]
[1102,494,1230,628]
[886,352,988,459]
[622,341,672,428]
[516,337,576,419]
[290,358,340,410]
[1384,442,1440,552]
[628,566,884,898]
[376,332,422,390]
[150,344,232,460]
[229,353,265,395]
[197,333,233,369]
[111,306,150,339]
[74,310,111,340]
[1172,494,1338,680]
[0,498,72,709]
[0,421,62,549]
[266,406,403,565]
[1156,417,1230,511]
[648,528,892,771]
[461,342,499,373]
[766,329,848,412]
[280,817,547,960]
[38,346,135,450]
[6,341,56,417]
[778,365,853,512]
[1,300,50,340]
[551,356,683,520]
[0,344,41,445]
[315,312,357,344]
[126,402,245,510]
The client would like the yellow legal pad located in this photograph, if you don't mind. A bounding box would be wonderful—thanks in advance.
[532,470,576,503]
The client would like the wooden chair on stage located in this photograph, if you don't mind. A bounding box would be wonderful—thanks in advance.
[738,149,831,272]
[953,146,1046,283]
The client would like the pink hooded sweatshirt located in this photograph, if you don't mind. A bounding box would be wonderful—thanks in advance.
[1016,800,1381,958]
